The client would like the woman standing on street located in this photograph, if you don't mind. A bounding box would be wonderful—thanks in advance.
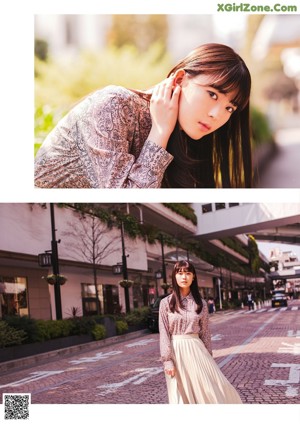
[34,43,252,188]
[159,260,242,404]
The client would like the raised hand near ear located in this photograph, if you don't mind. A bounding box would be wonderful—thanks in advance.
[148,75,181,150]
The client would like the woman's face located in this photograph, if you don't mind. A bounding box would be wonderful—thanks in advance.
[175,270,194,294]
[176,72,238,140]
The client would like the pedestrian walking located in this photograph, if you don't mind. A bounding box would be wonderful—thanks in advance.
[159,260,242,404]
[207,296,215,314]
[247,293,254,310]
[34,43,252,188]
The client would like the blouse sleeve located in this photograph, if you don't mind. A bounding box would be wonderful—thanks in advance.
[35,86,173,188]
[198,302,213,356]
[159,298,175,370]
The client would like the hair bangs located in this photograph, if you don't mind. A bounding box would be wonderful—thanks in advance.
[174,260,194,274]
[209,66,251,111]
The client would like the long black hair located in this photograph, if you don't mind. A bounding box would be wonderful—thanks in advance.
[162,43,252,188]
[169,260,203,314]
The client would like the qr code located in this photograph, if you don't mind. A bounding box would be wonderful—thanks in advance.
[3,394,31,420]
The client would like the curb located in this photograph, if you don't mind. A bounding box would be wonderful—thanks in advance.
[0,329,150,374]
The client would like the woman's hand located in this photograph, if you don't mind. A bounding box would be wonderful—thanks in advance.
[165,367,176,378]
[148,76,181,149]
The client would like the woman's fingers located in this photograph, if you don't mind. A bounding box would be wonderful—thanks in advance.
[152,76,176,100]
[165,368,175,378]
[148,76,181,149]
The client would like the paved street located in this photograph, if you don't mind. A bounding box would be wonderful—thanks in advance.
[0,300,299,405]
[255,115,300,188]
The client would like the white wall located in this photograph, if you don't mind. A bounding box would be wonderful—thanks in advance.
[0,204,148,271]
[193,203,300,238]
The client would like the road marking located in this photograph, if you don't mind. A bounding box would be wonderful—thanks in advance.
[264,363,300,397]
[97,367,163,396]
[125,339,156,348]
[0,371,64,388]
[69,350,122,364]
[218,312,278,369]
[279,307,288,311]
[211,334,223,341]
[287,330,300,338]
[278,342,300,355]
[256,308,267,313]
[291,306,298,311]
[268,308,278,312]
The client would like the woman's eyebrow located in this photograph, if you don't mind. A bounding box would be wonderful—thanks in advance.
[230,99,239,108]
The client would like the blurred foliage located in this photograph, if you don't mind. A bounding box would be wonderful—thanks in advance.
[115,320,128,335]
[91,324,106,340]
[35,38,48,61]
[250,106,274,147]
[248,234,261,275]
[2,315,98,345]
[107,15,168,55]
[163,204,198,225]
[0,321,27,348]
[35,43,171,151]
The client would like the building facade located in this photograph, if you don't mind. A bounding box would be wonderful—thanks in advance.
[2,202,290,321]
[0,203,214,320]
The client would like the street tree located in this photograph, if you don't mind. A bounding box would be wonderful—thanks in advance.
[63,212,119,315]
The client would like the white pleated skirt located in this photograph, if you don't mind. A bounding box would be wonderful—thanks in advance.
[165,334,242,404]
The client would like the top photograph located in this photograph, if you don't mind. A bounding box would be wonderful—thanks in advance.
[34,14,300,189]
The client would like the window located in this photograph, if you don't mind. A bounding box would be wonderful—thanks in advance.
[81,283,119,315]
[215,203,226,210]
[0,276,28,317]
[229,203,239,208]
[202,204,212,214]
[103,285,119,314]
[81,283,103,315]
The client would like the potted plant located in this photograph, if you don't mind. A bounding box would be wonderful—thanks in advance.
[161,283,171,294]
[118,279,134,288]
[46,274,67,285]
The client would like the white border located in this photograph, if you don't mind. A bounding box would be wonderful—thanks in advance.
[1,2,300,202]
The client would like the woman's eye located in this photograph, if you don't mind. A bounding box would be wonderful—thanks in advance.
[208,91,218,100]
[226,106,236,114]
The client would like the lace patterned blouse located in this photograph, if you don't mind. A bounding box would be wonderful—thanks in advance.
[159,293,212,370]
[34,86,174,188]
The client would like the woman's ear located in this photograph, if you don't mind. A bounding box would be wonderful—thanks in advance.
[173,69,186,86]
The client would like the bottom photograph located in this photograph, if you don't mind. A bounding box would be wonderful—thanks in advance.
[0,202,300,407]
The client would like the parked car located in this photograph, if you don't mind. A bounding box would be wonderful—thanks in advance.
[148,294,169,332]
[271,292,288,307]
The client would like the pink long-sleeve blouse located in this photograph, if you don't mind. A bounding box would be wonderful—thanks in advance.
[34,85,174,188]
[159,293,212,370]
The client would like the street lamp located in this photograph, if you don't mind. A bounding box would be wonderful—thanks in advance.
[217,278,222,310]
[120,220,130,313]
[39,205,63,320]
[112,263,123,275]
[50,203,62,320]
[155,270,162,297]
[159,234,167,286]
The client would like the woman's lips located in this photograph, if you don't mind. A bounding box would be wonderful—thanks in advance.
[198,122,211,131]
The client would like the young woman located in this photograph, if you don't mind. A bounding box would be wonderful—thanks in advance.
[159,260,242,404]
[34,43,252,188]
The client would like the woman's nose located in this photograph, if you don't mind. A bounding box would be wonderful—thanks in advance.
[208,104,222,119]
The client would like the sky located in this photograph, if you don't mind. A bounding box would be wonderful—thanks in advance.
[257,241,300,260]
